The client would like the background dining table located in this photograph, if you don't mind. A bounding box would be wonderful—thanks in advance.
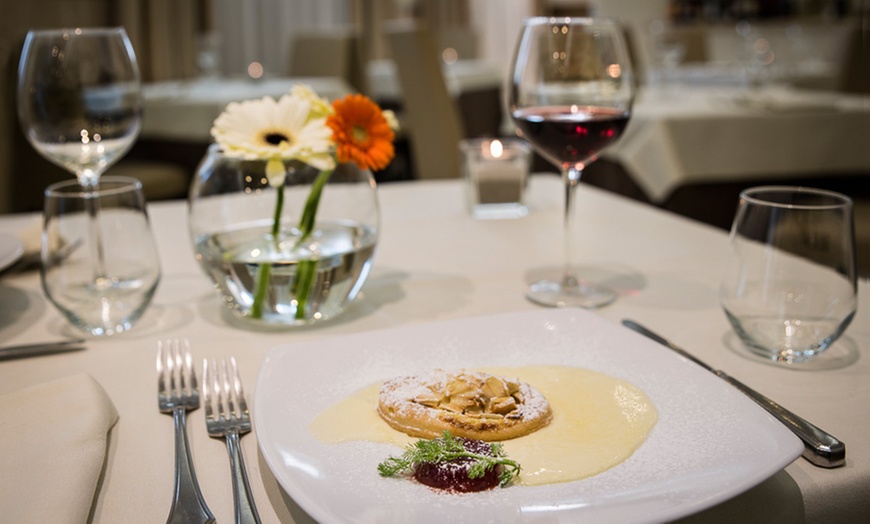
[0,176,867,522]
[602,84,869,205]
[140,76,356,142]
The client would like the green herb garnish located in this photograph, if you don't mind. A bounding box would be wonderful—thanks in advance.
[377,431,521,488]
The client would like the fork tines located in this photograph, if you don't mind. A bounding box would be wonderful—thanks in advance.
[156,339,199,411]
[202,357,251,432]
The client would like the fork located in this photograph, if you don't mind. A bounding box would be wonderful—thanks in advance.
[203,357,261,524]
[157,339,215,524]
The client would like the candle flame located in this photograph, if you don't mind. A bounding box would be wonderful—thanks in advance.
[489,139,503,159]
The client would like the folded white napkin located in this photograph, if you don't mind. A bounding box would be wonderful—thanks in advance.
[0,374,118,523]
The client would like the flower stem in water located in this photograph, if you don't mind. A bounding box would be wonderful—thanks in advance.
[292,169,333,319]
[250,182,286,319]
[298,169,332,242]
[294,260,316,320]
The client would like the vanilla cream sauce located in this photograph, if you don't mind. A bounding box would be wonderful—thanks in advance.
[308,366,657,486]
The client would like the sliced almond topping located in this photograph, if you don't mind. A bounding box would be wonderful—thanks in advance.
[412,372,525,419]
[441,402,465,413]
[490,396,518,415]
[482,376,508,398]
[414,392,444,407]
[445,375,475,397]
[450,395,478,410]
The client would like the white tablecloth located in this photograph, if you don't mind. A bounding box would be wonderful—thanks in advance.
[141,76,355,141]
[0,177,867,522]
[604,85,869,203]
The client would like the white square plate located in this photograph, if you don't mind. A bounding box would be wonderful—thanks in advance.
[254,309,802,523]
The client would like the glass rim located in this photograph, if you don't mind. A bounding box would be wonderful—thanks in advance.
[44,176,143,198]
[26,27,128,38]
[740,185,853,210]
[523,16,618,27]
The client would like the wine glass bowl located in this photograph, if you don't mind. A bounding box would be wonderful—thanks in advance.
[509,17,634,308]
[17,27,142,188]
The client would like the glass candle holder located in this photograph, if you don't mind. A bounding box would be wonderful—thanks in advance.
[461,138,531,220]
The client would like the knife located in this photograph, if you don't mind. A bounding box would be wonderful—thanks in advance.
[621,319,845,468]
[0,339,86,360]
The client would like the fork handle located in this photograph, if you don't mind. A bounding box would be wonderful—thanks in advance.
[168,408,215,524]
[225,429,261,524]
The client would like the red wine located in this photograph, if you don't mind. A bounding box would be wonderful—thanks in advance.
[512,106,629,166]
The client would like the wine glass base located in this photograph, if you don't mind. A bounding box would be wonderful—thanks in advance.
[526,279,616,309]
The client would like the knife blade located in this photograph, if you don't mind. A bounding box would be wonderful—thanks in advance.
[622,319,845,468]
[0,339,86,360]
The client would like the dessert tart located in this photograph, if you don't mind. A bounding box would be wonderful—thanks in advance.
[377,370,552,441]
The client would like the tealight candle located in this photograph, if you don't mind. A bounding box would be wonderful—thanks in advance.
[460,138,531,220]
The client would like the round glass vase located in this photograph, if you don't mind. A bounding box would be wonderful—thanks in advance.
[188,145,380,327]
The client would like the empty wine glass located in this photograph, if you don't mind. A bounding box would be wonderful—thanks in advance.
[17,27,142,189]
[649,20,686,91]
[509,17,634,308]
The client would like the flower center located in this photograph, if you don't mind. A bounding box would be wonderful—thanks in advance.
[265,133,287,145]
[351,125,368,144]
[259,129,294,147]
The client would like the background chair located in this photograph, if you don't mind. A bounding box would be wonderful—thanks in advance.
[384,21,464,180]
[289,29,367,93]
[838,23,869,94]
[433,27,479,62]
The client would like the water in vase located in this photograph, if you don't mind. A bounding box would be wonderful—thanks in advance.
[195,220,377,325]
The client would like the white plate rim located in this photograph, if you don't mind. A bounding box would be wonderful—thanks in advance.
[0,233,24,272]
[253,309,802,523]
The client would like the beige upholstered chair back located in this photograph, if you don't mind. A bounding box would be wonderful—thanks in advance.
[290,30,367,93]
[385,22,464,180]
[434,28,478,61]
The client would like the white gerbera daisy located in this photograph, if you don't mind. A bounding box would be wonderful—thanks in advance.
[290,84,333,120]
[382,109,400,132]
[210,93,336,174]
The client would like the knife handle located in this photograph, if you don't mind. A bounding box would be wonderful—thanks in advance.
[715,370,845,468]
[0,339,85,360]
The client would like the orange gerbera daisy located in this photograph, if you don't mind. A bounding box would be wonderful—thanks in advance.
[327,94,395,171]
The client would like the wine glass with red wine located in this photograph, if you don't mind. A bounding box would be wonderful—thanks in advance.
[510,17,634,308]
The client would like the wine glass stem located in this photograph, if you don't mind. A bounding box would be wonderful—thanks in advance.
[80,176,108,280]
[561,165,582,291]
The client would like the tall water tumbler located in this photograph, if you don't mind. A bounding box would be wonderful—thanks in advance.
[720,186,857,363]
[42,176,160,336]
